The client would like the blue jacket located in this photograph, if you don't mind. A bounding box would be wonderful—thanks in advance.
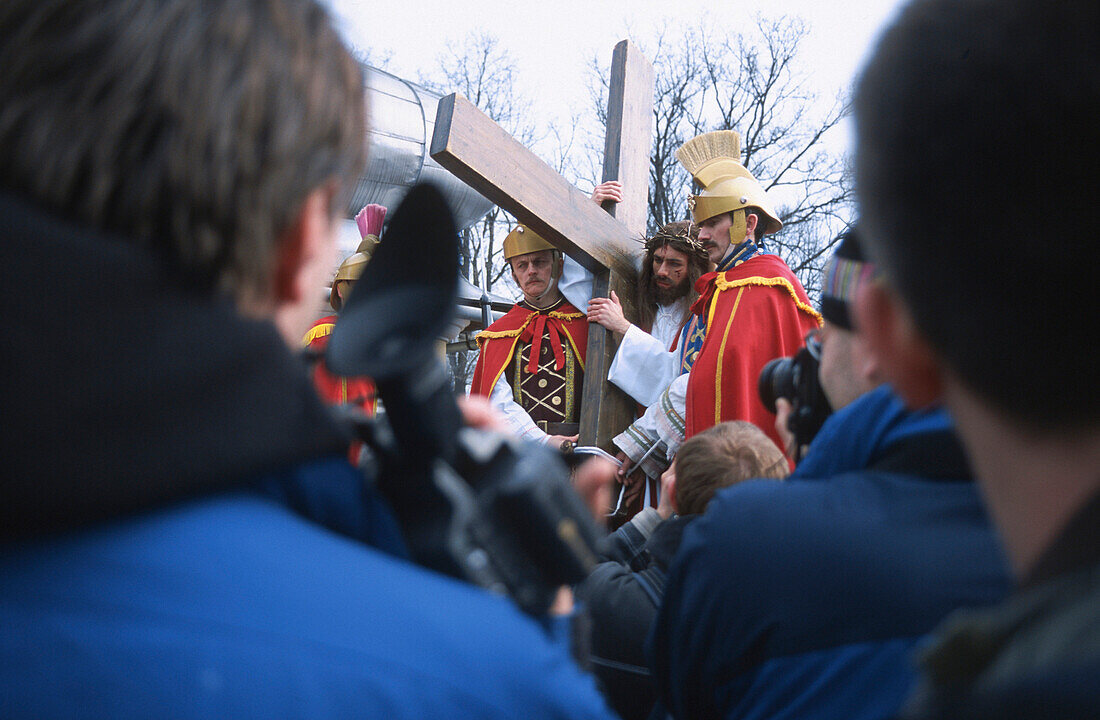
[650,386,1012,720]
[0,194,614,719]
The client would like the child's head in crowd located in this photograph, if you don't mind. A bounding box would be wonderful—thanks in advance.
[670,421,788,516]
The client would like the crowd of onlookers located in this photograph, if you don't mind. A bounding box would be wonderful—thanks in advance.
[2,0,1097,717]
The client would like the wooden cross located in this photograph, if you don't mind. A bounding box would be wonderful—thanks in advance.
[430,40,654,450]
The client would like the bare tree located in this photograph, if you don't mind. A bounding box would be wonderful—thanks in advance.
[419,32,535,391]
[588,16,855,298]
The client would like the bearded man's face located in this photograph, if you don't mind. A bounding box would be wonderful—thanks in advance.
[649,244,692,305]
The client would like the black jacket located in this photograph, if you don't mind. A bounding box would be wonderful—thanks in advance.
[576,508,695,720]
[0,192,351,540]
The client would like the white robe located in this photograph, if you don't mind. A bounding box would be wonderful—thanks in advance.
[606,298,689,407]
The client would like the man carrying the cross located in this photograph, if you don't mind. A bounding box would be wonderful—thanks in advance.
[587,218,711,408]
[470,225,589,449]
[616,131,821,481]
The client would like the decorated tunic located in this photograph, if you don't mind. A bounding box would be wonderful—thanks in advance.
[684,251,821,445]
[302,315,378,416]
[471,298,588,444]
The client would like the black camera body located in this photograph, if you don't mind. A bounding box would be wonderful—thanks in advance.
[758,334,833,460]
[325,184,602,616]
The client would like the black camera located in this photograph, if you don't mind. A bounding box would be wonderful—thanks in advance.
[758,331,833,461]
[325,183,602,616]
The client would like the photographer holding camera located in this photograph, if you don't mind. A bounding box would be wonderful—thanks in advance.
[760,229,884,463]
[0,1,616,717]
[650,230,1012,720]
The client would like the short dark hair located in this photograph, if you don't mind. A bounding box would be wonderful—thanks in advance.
[854,0,1098,427]
[0,0,366,301]
[674,421,788,516]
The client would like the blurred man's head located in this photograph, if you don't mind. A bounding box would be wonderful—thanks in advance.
[0,0,366,343]
[817,229,880,410]
[853,0,1097,432]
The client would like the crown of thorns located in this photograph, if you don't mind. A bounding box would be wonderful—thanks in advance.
[642,224,708,258]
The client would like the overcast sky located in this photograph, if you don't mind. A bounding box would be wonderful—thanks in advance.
[326,0,907,155]
[323,0,908,255]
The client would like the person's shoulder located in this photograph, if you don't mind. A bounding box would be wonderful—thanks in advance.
[481,303,532,334]
[716,254,814,307]
[676,473,907,584]
[908,565,1100,720]
[1,489,614,719]
[703,476,844,530]
[728,251,797,278]
[554,299,586,316]
[302,314,337,346]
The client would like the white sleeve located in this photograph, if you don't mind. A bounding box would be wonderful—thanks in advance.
[558,255,593,311]
[608,324,680,406]
[488,370,550,445]
[654,373,689,458]
[630,394,662,446]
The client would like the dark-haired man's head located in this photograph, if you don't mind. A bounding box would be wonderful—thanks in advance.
[853,0,1097,431]
[854,0,1100,577]
[642,222,709,302]
[649,245,692,306]
[0,0,366,342]
[635,221,710,329]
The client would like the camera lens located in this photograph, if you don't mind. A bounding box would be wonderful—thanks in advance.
[758,357,798,413]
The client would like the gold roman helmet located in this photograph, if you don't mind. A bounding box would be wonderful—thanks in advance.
[503,224,555,261]
[677,130,783,241]
[329,203,387,311]
[329,233,383,311]
[329,251,370,311]
[676,130,753,188]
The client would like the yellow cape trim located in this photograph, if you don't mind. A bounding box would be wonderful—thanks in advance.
[487,336,523,392]
[474,310,585,344]
[301,322,335,347]
[713,275,824,324]
[713,286,746,425]
[475,309,587,385]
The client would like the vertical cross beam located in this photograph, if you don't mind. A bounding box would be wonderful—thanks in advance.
[430,41,653,450]
[580,40,654,449]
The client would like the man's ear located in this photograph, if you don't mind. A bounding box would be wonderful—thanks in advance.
[743,211,759,241]
[272,184,338,305]
[854,280,944,408]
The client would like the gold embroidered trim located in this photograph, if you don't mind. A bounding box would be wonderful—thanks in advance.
[301,322,334,347]
[510,340,578,421]
[713,275,824,324]
[713,287,746,424]
[474,310,586,346]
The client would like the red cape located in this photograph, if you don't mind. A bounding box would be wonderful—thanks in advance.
[302,315,377,416]
[685,254,821,448]
[470,301,588,398]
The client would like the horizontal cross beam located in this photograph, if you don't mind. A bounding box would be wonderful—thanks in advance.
[430,94,639,280]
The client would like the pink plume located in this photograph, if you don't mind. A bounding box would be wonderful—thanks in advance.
[355,203,387,239]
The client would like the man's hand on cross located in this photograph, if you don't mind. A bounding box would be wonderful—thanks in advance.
[591,180,623,205]
[614,450,648,488]
[587,290,631,335]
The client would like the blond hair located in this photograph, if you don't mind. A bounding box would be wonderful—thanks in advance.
[674,421,788,515]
